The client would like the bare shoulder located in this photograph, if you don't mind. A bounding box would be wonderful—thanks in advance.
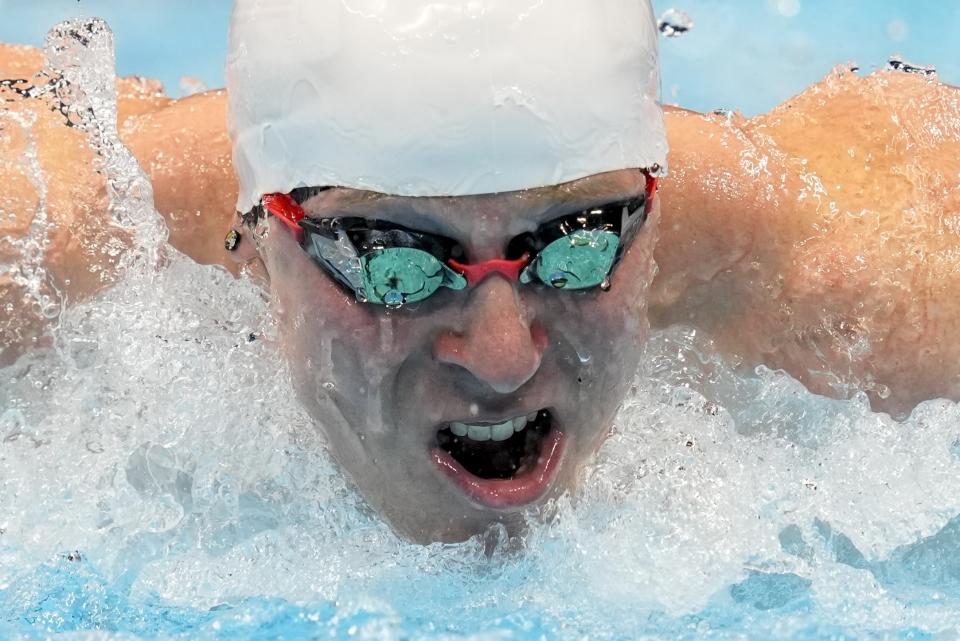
[745,68,960,213]
[120,89,238,270]
[653,104,817,350]
[656,105,813,298]
[748,68,960,154]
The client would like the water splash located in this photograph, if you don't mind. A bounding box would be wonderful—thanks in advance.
[41,19,166,264]
[0,18,166,363]
[887,54,937,77]
[658,8,694,38]
[3,15,960,641]
[0,102,61,327]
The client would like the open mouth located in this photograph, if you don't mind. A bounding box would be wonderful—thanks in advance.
[431,409,566,509]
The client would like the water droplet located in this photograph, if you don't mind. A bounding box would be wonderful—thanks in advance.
[383,290,404,307]
[887,54,936,77]
[600,278,611,292]
[658,9,694,38]
[469,403,479,417]
[713,108,737,126]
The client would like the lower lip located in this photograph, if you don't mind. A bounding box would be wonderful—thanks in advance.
[431,429,566,509]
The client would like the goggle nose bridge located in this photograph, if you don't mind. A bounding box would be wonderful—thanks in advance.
[446,255,531,287]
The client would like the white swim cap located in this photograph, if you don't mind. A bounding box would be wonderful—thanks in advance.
[227,0,667,213]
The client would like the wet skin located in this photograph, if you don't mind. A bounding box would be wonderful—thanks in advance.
[124,70,960,415]
[5,43,960,538]
[259,173,657,541]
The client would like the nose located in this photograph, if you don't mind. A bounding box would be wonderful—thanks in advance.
[433,278,547,394]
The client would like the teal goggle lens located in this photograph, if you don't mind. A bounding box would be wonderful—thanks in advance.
[360,247,467,306]
[522,229,621,290]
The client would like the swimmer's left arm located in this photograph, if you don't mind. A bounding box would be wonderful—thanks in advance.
[654,70,960,414]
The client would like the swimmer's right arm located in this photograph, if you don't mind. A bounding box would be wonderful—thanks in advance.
[1,44,120,361]
[0,44,237,363]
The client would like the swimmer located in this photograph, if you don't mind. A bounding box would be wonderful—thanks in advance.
[2,1,960,542]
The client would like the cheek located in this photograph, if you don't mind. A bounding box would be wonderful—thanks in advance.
[262,224,433,411]
[261,226,379,409]
[546,231,657,395]
[263,221,376,348]
[591,231,657,340]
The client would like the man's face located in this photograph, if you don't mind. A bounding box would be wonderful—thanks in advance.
[259,169,658,542]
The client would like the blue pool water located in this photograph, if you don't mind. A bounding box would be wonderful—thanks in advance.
[3,12,960,641]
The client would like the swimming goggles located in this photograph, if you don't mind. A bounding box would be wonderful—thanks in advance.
[261,173,658,308]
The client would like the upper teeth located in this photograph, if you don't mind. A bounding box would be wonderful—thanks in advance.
[450,414,532,442]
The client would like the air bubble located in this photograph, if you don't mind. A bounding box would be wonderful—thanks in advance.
[549,273,568,289]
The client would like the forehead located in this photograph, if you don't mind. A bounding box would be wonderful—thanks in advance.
[299,169,646,237]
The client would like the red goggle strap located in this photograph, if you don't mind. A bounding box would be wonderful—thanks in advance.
[262,193,306,244]
[645,175,659,216]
